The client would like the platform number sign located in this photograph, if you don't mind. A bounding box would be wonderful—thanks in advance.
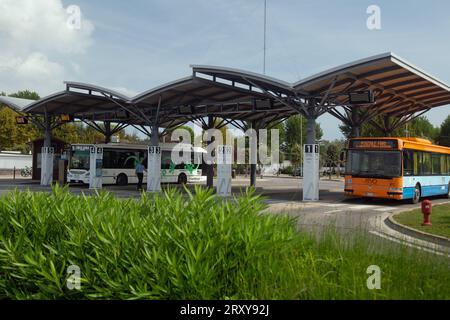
[304,144,319,154]
[303,144,320,201]
[147,146,162,192]
[148,146,161,154]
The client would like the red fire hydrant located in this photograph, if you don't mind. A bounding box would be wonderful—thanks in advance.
[421,199,432,226]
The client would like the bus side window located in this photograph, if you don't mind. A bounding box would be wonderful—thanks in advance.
[422,152,432,175]
[161,151,171,170]
[431,153,441,175]
[413,151,420,176]
[403,150,413,176]
[441,154,447,175]
[447,156,450,175]
[103,150,112,169]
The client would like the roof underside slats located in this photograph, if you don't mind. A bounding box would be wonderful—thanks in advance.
[293,53,450,117]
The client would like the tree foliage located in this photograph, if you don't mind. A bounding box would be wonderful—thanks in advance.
[339,115,439,142]
[439,115,450,147]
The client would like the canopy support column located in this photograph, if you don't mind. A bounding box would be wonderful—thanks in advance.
[41,112,54,186]
[351,106,361,138]
[250,120,257,187]
[146,95,162,193]
[206,115,214,188]
[306,114,317,144]
[104,121,112,143]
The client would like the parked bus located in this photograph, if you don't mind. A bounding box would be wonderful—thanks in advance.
[68,143,206,185]
[344,137,450,203]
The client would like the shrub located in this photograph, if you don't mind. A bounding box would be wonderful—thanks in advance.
[280,166,293,175]
[0,185,449,300]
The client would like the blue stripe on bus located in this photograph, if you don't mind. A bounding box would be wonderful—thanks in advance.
[403,184,448,199]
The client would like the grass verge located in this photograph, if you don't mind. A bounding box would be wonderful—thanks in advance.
[394,203,450,239]
[0,185,449,300]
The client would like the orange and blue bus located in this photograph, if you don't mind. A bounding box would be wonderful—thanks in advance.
[344,137,450,203]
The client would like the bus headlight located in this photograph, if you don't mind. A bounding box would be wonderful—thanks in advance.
[388,187,403,196]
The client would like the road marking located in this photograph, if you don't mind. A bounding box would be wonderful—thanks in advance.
[347,205,374,210]
[373,207,395,212]
[369,230,450,258]
[322,203,347,207]
[323,209,344,214]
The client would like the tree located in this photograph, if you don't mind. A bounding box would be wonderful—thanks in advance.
[0,90,40,152]
[321,140,346,178]
[339,115,439,142]
[439,115,450,147]
[285,115,323,151]
[290,143,302,168]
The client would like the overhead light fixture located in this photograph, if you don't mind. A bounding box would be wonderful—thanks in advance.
[348,91,374,104]
[16,116,29,124]
[59,114,74,123]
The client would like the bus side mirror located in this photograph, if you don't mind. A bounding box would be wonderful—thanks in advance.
[340,151,346,162]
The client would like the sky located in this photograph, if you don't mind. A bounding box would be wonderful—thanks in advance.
[1,0,450,140]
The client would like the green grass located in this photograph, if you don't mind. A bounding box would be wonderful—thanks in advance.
[0,185,449,300]
[394,203,450,238]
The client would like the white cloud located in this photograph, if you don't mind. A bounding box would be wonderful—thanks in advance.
[0,0,94,95]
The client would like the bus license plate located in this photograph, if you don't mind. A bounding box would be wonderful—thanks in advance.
[365,192,374,197]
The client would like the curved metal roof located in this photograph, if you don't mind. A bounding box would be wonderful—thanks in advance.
[0,96,35,112]
[293,52,450,117]
[191,65,292,93]
[131,75,296,127]
[65,81,132,101]
[6,52,448,134]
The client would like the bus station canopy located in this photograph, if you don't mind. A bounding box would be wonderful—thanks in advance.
[0,96,33,113]
[293,52,450,118]
[1,52,450,132]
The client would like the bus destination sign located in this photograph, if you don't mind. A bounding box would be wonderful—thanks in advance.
[350,139,398,149]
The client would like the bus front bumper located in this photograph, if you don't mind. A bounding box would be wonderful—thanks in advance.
[344,188,404,200]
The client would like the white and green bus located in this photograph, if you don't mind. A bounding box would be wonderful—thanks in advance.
[68,143,206,185]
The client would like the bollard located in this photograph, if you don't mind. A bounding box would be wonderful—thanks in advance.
[421,199,432,226]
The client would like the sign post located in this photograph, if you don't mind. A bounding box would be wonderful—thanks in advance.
[303,144,320,201]
[217,145,232,197]
[89,146,103,189]
[147,146,161,192]
[40,146,54,186]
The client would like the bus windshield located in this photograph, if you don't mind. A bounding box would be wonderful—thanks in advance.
[346,150,401,178]
[70,146,91,170]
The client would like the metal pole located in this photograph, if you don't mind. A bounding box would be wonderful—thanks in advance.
[300,114,303,174]
[306,116,316,145]
[206,116,214,188]
[250,120,257,187]
[104,121,112,143]
[263,0,266,75]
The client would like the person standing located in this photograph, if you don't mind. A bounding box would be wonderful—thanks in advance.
[135,160,146,191]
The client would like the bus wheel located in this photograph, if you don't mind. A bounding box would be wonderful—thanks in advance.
[412,184,421,204]
[116,173,128,186]
[177,173,187,185]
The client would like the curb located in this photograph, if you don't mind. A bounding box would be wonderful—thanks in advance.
[386,204,450,248]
